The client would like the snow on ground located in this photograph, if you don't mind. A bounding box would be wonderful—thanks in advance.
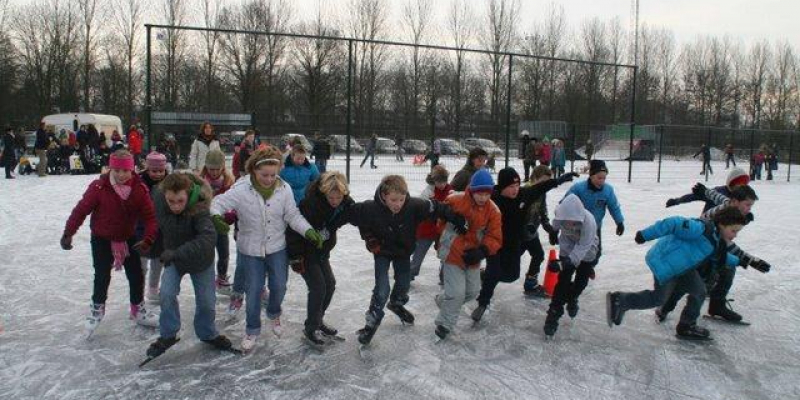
[1,158,798,400]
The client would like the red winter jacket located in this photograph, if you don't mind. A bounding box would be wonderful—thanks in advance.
[128,129,143,155]
[416,184,454,240]
[64,174,157,244]
[539,143,552,165]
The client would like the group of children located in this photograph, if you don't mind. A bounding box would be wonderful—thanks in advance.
[61,142,770,360]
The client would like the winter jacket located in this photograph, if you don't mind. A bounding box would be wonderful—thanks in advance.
[279,156,321,204]
[552,194,599,266]
[201,169,234,196]
[416,184,454,240]
[127,130,143,155]
[211,176,311,257]
[152,175,216,275]
[1,131,16,165]
[136,171,164,257]
[312,139,331,160]
[64,174,158,244]
[639,216,739,284]
[237,142,255,175]
[450,164,480,192]
[436,192,502,269]
[564,179,624,228]
[34,128,48,150]
[694,146,711,161]
[551,147,566,168]
[539,143,552,165]
[286,179,355,258]
[349,187,459,259]
[493,179,562,251]
[188,136,221,171]
[672,185,732,213]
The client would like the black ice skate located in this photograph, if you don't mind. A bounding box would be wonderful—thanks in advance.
[140,337,180,367]
[387,303,415,325]
[357,325,378,345]
[705,299,750,325]
[676,323,713,341]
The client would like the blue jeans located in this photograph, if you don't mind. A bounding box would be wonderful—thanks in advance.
[410,238,435,278]
[366,255,411,326]
[240,250,288,335]
[232,250,246,295]
[215,233,230,277]
[159,265,219,340]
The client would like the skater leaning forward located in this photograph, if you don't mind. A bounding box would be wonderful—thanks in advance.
[349,174,467,345]
[61,150,159,335]
[607,207,747,340]
[434,169,502,339]
[146,172,234,360]
[210,145,324,352]
[542,194,600,337]
[286,171,355,346]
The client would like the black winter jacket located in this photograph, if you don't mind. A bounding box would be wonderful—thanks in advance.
[286,179,355,258]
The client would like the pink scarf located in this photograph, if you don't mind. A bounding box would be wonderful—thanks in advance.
[109,174,132,270]
[206,174,225,194]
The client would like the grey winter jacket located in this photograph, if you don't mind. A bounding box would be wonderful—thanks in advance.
[153,175,217,275]
[553,194,599,266]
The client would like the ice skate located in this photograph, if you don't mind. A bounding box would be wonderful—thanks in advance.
[130,303,158,328]
[85,302,105,339]
[387,303,415,325]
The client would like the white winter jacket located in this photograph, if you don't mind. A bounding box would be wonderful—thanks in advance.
[188,138,221,171]
[211,176,312,257]
[553,194,599,266]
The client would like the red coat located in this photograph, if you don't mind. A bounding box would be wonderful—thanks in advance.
[416,184,454,240]
[539,143,552,164]
[64,174,157,244]
[128,129,142,154]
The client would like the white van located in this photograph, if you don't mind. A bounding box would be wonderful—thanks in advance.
[41,113,124,142]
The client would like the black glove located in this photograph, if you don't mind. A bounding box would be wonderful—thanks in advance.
[746,213,754,223]
[133,239,152,255]
[692,183,707,199]
[556,172,579,184]
[750,259,771,273]
[665,198,679,208]
[547,258,562,273]
[60,234,73,250]
[365,237,381,254]
[462,246,488,266]
[634,231,646,244]
[160,249,176,264]
[548,230,559,246]
[450,214,468,235]
[616,223,625,236]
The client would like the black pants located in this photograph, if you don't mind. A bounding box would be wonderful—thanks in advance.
[90,237,144,305]
[523,160,533,181]
[360,151,375,168]
[652,269,707,325]
[477,245,522,306]
[4,162,13,178]
[725,154,736,168]
[707,267,735,301]
[522,237,545,279]
[549,260,596,311]
[301,251,336,332]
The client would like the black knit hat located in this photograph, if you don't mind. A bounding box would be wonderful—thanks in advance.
[497,167,520,191]
[589,160,608,176]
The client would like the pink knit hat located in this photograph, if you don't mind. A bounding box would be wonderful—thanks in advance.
[145,151,168,170]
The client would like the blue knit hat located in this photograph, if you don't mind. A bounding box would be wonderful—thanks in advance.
[469,169,494,193]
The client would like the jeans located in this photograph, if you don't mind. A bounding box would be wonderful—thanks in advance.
[549,260,596,310]
[622,269,706,326]
[726,154,736,168]
[159,265,219,340]
[365,255,411,327]
[301,251,336,332]
[35,149,47,176]
[315,158,327,174]
[232,250,246,295]
[140,257,164,290]
[410,238,435,278]
[239,250,288,336]
[215,233,230,277]
[701,160,713,175]
[360,151,375,168]
[435,263,481,330]
[90,237,144,305]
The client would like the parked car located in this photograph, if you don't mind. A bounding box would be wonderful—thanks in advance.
[463,138,504,158]
[402,139,429,155]
[280,133,314,153]
[375,137,398,154]
[438,138,468,156]
[331,134,364,153]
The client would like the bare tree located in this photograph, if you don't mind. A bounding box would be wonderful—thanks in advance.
[347,0,389,137]
[401,0,432,136]
[260,0,293,134]
[77,0,101,110]
[656,29,678,123]
[201,0,222,111]
[157,0,187,110]
[607,17,626,123]
[218,1,269,113]
[111,0,146,122]
[0,0,17,126]
[743,41,771,128]
[763,42,796,129]
[479,0,520,141]
[579,17,610,124]
[542,2,566,119]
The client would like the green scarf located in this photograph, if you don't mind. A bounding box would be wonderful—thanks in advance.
[251,175,276,200]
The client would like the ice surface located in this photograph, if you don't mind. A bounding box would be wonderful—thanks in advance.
[1,158,798,399]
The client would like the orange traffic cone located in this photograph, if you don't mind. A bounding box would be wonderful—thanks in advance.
[542,248,560,297]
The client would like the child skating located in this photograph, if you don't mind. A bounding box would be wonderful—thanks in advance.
[138,151,168,302]
[199,149,236,295]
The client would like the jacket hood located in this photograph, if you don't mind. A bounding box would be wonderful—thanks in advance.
[284,155,311,168]
[554,194,586,222]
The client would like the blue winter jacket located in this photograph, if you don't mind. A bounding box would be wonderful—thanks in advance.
[640,216,739,284]
[564,180,624,228]
[551,147,566,168]
[280,156,321,204]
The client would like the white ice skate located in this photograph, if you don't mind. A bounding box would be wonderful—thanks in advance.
[130,303,159,328]
[271,317,283,338]
[241,334,258,352]
[85,303,105,339]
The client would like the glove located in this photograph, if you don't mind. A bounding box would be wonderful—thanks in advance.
[634,231,646,244]
[133,239,152,254]
[547,258,562,273]
[450,214,467,235]
[556,172,579,184]
[462,246,488,266]
[665,198,679,208]
[222,210,238,225]
[290,257,306,274]
[212,214,231,235]
[616,223,625,236]
[746,213,754,223]
[548,230,559,246]
[365,237,381,254]
[750,259,771,273]
[691,183,707,199]
[305,229,324,249]
[160,249,176,264]
[60,234,73,250]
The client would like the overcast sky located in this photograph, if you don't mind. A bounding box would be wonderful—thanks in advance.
[8,0,798,51]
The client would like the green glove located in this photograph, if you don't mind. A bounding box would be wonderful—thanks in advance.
[212,214,231,235]
[305,229,324,249]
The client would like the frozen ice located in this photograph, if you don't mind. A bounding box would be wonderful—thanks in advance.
[0,157,798,399]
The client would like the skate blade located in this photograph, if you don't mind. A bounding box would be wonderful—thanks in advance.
[675,334,714,342]
[702,315,751,326]
[323,334,346,342]
[605,292,613,327]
